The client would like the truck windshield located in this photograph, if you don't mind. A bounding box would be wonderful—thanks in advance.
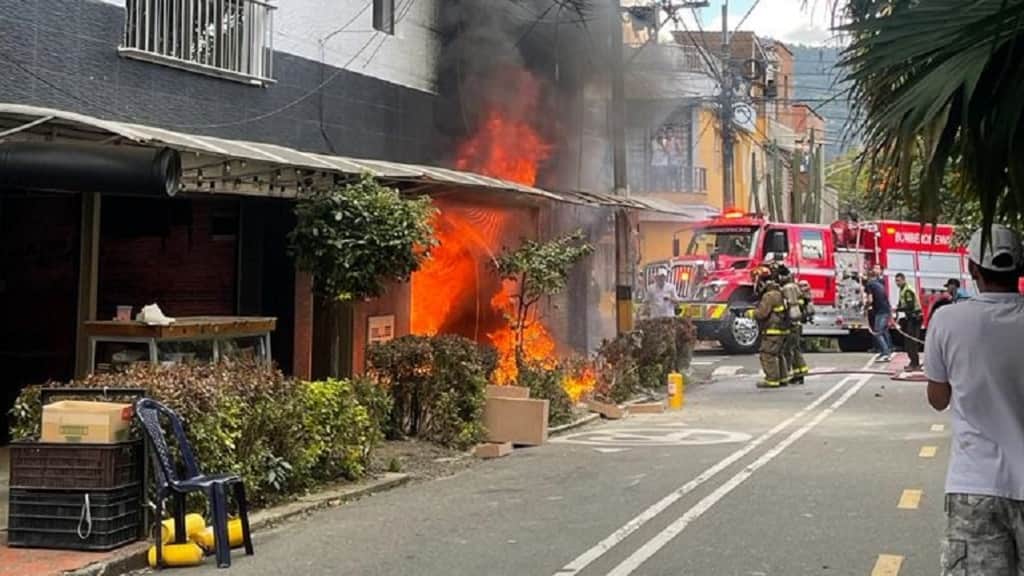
[686,227,758,258]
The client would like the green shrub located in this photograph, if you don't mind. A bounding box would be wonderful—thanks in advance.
[367,334,489,449]
[8,362,386,507]
[518,362,574,427]
[597,317,696,402]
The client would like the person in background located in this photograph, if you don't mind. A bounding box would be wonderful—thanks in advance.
[644,270,679,319]
[894,273,923,372]
[926,225,1024,575]
[864,268,893,362]
[930,279,962,318]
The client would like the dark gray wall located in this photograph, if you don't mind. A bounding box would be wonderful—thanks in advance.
[0,0,440,164]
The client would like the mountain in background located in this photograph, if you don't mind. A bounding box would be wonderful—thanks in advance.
[787,44,857,161]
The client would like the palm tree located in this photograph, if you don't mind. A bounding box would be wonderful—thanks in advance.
[839,0,1024,236]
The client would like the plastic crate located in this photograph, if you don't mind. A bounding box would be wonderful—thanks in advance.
[6,485,143,551]
[9,440,141,490]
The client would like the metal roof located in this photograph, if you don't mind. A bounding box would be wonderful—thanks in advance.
[0,103,701,218]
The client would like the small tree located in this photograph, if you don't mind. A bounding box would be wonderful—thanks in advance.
[494,230,593,376]
[289,175,437,300]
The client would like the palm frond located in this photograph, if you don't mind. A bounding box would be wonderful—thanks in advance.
[839,0,1024,236]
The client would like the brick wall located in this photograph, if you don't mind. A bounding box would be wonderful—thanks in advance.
[98,197,238,319]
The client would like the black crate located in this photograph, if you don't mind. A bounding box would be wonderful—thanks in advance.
[6,485,143,551]
[9,440,142,490]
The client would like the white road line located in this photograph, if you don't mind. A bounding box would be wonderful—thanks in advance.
[550,366,866,576]
[711,366,744,377]
[605,372,875,576]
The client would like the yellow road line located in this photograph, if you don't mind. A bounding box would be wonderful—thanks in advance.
[931,424,945,432]
[898,489,923,510]
[919,446,938,458]
[871,554,904,576]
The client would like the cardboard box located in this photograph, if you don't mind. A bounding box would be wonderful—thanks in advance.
[587,400,625,420]
[474,442,513,459]
[483,397,549,446]
[41,401,133,444]
[486,385,530,399]
[629,402,666,414]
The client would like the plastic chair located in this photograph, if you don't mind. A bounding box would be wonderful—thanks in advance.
[134,398,254,569]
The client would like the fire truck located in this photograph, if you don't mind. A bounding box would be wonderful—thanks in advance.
[641,211,971,354]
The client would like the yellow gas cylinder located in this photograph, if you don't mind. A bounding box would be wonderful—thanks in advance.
[193,518,245,552]
[148,542,205,567]
[160,513,206,544]
[667,372,685,410]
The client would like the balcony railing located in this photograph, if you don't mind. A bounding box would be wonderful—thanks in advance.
[121,0,275,85]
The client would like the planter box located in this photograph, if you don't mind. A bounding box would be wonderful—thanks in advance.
[587,400,625,420]
[483,397,549,446]
[486,385,530,399]
[629,402,666,414]
[474,442,513,459]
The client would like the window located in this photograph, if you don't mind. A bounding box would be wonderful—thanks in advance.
[799,230,825,260]
[373,0,395,34]
[121,0,276,85]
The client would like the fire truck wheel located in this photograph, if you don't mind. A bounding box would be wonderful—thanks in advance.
[719,311,761,355]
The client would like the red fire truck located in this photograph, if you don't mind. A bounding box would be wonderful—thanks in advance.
[641,212,970,354]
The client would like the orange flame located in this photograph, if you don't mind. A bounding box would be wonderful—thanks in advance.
[561,365,598,404]
[410,67,593,399]
[453,68,550,186]
[487,280,557,385]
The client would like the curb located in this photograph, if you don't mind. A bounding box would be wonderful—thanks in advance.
[64,473,411,576]
[549,413,600,435]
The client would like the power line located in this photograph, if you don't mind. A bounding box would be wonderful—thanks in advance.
[733,0,764,32]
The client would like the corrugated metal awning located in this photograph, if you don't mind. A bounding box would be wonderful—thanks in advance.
[0,103,702,219]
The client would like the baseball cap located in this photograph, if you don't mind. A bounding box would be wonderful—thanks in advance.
[967,225,1024,272]
[944,278,960,289]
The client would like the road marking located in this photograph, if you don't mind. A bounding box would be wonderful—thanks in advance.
[691,361,715,366]
[554,428,752,447]
[593,448,629,454]
[550,374,857,576]
[871,554,904,576]
[605,372,876,576]
[919,446,938,458]
[931,424,945,432]
[898,489,923,510]
[712,365,744,377]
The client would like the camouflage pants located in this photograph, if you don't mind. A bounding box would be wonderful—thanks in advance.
[759,334,789,386]
[942,494,1024,575]
[785,325,808,380]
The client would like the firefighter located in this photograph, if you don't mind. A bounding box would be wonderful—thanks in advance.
[779,270,810,384]
[894,272,923,372]
[746,265,790,388]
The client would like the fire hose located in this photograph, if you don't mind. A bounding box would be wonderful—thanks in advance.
[862,316,927,345]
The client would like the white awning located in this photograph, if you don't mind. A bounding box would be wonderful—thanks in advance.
[0,103,702,219]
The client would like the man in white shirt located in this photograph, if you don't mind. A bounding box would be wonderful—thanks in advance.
[925,225,1024,575]
[645,271,679,319]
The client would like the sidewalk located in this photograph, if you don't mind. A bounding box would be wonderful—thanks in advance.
[0,471,409,576]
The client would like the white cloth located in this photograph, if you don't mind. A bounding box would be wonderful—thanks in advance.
[646,283,678,318]
[925,292,1024,500]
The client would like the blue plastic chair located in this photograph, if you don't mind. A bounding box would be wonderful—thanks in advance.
[134,398,254,569]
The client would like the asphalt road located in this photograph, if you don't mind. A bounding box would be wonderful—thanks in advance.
[186,352,948,576]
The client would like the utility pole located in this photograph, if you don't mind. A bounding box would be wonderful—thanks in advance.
[611,0,633,335]
[719,0,735,209]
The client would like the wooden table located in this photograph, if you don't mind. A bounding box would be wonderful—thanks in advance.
[83,316,277,373]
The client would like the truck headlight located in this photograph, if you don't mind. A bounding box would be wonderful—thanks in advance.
[699,281,727,300]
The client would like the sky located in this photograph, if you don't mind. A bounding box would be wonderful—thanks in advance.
[674,0,840,47]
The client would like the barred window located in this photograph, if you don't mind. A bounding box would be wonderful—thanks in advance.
[121,0,276,85]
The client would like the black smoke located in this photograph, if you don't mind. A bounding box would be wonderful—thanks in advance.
[435,0,614,192]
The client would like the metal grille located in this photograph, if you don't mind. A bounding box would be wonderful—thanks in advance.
[122,0,275,85]
[672,263,703,299]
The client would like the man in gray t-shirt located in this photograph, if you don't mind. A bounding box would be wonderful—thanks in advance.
[925,225,1024,575]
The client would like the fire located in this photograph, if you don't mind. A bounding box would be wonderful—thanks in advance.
[487,280,557,385]
[411,67,590,398]
[561,365,598,404]
[455,110,551,186]
[453,68,550,186]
